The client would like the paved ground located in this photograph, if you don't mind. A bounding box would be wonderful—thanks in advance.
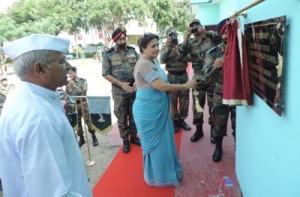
[0,58,120,196]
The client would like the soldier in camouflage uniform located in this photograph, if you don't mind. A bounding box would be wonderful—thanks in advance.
[160,27,191,133]
[57,86,77,126]
[0,75,15,96]
[204,18,236,162]
[66,66,99,147]
[102,27,141,153]
[179,19,221,143]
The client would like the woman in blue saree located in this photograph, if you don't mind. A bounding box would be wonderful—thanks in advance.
[133,33,195,187]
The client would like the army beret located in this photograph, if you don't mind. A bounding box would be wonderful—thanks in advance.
[189,19,201,27]
[217,18,229,36]
[3,34,70,60]
[112,27,126,42]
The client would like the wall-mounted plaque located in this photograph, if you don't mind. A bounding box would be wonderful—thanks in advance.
[244,16,286,116]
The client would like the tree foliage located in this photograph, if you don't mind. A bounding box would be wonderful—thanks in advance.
[0,0,194,45]
[86,0,148,33]
[149,0,194,33]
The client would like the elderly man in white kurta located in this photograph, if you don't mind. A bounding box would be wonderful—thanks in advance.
[0,34,92,197]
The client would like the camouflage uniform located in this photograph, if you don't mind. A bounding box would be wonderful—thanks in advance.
[66,77,95,136]
[57,89,76,126]
[179,32,220,128]
[205,42,236,138]
[102,46,139,140]
[160,44,189,123]
[0,84,15,96]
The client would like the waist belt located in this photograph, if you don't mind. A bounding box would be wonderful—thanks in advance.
[168,70,186,75]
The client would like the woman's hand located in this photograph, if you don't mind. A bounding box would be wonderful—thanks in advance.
[185,79,197,89]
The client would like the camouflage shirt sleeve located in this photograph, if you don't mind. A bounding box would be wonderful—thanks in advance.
[205,31,222,46]
[102,50,112,76]
[159,45,172,63]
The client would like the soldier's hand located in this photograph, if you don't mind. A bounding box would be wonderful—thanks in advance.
[184,29,192,41]
[68,79,75,87]
[170,47,179,56]
[121,82,134,93]
[214,58,224,69]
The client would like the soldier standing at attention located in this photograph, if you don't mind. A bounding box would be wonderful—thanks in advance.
[179,19,221,143]
[204,18,236,162]
[66,66,99,147]
[160,27,191,133]
[102,27,141,153]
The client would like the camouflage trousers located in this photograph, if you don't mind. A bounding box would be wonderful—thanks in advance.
[192,70,215,126]
[211,82,236,137]
[76,100,95,136]
[168,73,189,120]
[112,91,137,140]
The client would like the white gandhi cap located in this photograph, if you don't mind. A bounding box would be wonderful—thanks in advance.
[3,34,70,60]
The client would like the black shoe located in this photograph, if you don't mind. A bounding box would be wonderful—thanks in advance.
[91,134,99,146]
[78,135,86,147]
[190,126,204,142]
[212,137,223,162]
[173,121,179,133]
[123,140,130,153]
[210,126,216,144]
[130,136,141,146]
[211,136,216,144]
[179,119,191,131]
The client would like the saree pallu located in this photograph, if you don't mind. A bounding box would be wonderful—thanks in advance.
[133,88,183,187]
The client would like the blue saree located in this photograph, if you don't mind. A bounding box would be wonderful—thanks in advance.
[133,59,183,187]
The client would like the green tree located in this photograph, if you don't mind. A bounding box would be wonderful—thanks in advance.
[7,0,86,36]
[86,0,149,33]
[149,0,194,33]
[0,14,25,44]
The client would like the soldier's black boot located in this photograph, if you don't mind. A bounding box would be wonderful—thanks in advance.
[78,135,86,147]
[123,139,131,153]
[190,125,204,142]
[173,120,179,133]
[210,125,216,144]
[212,137,223,162]
[91,133,99,146]
[130,135,141,146]
[179,118,191,131]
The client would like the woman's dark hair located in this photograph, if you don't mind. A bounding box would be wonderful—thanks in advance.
[138,33,159,53]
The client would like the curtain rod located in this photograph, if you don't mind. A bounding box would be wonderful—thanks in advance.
[229,0,265,19]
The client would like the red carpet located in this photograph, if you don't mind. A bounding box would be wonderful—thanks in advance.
[92,130,182,197]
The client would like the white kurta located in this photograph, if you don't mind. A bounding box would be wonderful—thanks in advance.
[0,82,92,197]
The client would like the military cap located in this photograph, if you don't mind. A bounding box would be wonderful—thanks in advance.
[165,27,177,36]
[189,19,201,27]
[112,27,126,42]
[3,34,70,60]
[217,18,229,36]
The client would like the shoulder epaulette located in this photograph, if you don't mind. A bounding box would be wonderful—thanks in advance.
[78,77,86,81]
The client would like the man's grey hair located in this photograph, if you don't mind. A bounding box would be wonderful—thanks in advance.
[13,50,55,77]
